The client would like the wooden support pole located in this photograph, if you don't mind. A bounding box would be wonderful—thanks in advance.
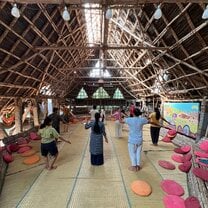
[32,99,39,127]
[14,98,22,134]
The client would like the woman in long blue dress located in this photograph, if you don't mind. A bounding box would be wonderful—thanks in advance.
[85,112,108,165]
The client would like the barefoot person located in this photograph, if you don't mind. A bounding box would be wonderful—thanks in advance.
[85,112,108,165]
[39,117,71,170]
[124,108,148,172]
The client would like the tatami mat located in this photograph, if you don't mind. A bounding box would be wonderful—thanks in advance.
[0,121,189,208]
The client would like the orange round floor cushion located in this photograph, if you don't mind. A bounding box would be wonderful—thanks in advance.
[23,155,40,165]
[161,179,184,196]
[131,180,152,196]
[21,149,36,157]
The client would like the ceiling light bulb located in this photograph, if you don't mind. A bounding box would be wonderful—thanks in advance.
[106,8,112,19]
[62,6,70,21]
[11,4,20,18]
[202,5,208,19]
[153,5,162,20]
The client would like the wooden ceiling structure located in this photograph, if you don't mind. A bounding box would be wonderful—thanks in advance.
[0,0,208,110]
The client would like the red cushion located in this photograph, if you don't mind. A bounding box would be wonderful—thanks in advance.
[167,134,176,138]
[171,154,184,163]
[184,196,201,208]
[3,153,14,163]
[192,167,208,181]
[8,144,19,152]
[161,179,184,196]
[174,147,186,154]
[29,132,40,140]
[17,146,32,154]
[158,160,176,170]
[163,195,185,208]
[181,145,191,153]
[178,161,192,173]
[17,137,29,145]
[194,151,208,158]
[168,129,177,136]
[162,136,172,143]
[182,153,192,162]
[199,140,208,153]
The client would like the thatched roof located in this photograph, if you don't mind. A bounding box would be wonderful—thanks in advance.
[0,0,208,110]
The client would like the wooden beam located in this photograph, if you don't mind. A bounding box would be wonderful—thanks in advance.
[3,0,207,4]
[35,45,169,51]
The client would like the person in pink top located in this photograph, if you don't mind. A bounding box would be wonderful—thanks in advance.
[112,107,126,138]
[129,102,135,117]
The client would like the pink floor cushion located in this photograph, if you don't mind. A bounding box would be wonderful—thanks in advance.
[171,154,184,163]
[178,161,192,173]
[163,195,185,208]
[184,196,201,208]
[3,153,14,163]
[161,180,184,196]
[196,157,208,167]
[158,160,176,170]
[17,137,29,145]
[174,147,186,154]
[29,132,41,140]
[162,136,172,143]
[168,129,177,136]
[181,145,191,153]
[167,134,176,139]
[131,180,152,196]
[7,144,19,152]
[194,151,208,158]
[192,167,208,181]
[17,146,32,154]
[182,153,192,162]
[199,140,208,153]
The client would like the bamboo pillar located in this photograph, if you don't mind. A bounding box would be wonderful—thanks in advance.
[14,98,22,133]
[32,99,39,127]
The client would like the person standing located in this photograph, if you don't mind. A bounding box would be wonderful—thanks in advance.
[85,112,108,165]
[129,102,135,117]
[48,107,66,134]
[38,117,71,170]
[100,108,106,123]
[89,105,98,121]
[112,107,125,138]
[124,108,149,172]
[149,108,171,146]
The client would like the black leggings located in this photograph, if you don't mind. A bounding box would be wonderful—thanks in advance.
[150,126,160,144]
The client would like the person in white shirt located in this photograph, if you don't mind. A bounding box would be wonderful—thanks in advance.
[89,105,98,121]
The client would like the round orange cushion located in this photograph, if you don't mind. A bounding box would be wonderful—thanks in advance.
[131,180,152,196]
[23,155,40,165]
[21,149,36,157]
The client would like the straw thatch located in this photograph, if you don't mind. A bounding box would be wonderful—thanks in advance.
[0,0,208,110]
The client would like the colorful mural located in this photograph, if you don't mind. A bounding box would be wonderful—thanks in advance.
[163,102,200,138]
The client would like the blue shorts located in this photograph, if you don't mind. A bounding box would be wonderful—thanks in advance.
[41,141,58,157]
